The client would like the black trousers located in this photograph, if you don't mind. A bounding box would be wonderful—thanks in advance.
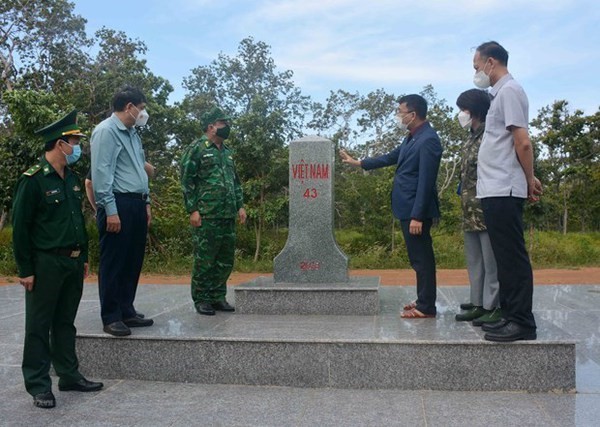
[481,197,536,329]
[400,218,437,315]
[97,195,147,325]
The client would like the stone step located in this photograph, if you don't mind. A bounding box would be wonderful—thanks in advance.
[74,285,576,393]
[234,276,380,315]
[76,333,574,392]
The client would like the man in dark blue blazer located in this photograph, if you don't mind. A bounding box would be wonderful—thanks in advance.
[340,94,443,318]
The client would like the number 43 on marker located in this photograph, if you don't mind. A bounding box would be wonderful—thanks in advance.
[303,188,318,198]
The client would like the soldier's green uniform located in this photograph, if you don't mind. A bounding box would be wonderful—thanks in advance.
[180,131,243,306]
[12,112,89,398]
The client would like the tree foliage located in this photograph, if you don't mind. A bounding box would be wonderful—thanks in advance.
[0,0,90,93]
[532,101,600,232]
[0,0,598,252]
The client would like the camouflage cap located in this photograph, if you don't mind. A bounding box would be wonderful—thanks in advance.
[34,110,86,144]
[201,107,232,129]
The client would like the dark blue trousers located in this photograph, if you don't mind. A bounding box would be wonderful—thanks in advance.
[400,218,437,315]
[481,197,536,329]
[97,195,147,325]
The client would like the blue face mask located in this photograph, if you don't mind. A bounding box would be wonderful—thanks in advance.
[62,142,82,165]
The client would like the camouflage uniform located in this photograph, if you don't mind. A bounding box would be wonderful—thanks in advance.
[460,124,486,231]
[180,135,243,304]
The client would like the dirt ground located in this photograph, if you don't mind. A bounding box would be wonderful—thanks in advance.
[1,268,598,287]
[146,268,600,286]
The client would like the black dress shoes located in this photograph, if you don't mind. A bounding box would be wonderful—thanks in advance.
[135,311,145,318]
[103,321,131,336]
[484,321,537,342]
[33,391,55,408]
[196,302,216,315]
[213,300,235,312]
[123,317,154,327]
[59,377,104,392]
[481,318,509,332]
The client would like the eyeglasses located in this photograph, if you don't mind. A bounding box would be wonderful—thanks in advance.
[396,110,415,119]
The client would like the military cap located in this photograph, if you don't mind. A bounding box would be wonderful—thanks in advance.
[34,110,86,144]
[201,107,232,130]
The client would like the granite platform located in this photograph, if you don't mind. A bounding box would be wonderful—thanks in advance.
[7,283,575,392]
[234,276,380,315]
[1,283,599,426]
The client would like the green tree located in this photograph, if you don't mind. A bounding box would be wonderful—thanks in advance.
[531,101,600,232]
[181,37,311,261]
[0,89,65,228]
[356,88,399,157]
[419,85,464,196]
[309,89,363,150]
[0,0,90,228]
[0,0,90,93]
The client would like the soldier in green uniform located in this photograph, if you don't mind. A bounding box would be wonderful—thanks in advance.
[180,107,246,315]
[12,111,103,409]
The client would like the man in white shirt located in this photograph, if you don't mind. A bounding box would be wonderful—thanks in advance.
[472,41,542,342]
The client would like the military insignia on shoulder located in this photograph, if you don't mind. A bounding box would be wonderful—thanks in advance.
[23,164,42,176]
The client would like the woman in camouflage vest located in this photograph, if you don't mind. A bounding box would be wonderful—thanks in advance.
[454,89,501,325]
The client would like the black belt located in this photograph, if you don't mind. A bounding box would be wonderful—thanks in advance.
[114,192,148,201]
[46,247,82,258]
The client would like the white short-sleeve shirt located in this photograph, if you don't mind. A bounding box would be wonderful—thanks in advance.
[477,73,529,199]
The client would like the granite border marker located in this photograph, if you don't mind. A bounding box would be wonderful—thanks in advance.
[236,135,379,315]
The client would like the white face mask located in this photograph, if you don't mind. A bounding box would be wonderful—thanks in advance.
[135,108,149,127]
[458,111,472,129]
[130,105,150,127]
[473,60,491,89]
[396,111,414,132]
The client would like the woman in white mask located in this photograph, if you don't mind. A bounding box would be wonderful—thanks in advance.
[454,89,502,326]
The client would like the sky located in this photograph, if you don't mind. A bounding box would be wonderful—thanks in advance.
[73,0,600,118]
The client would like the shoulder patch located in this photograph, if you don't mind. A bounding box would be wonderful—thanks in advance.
[23,164,42,176]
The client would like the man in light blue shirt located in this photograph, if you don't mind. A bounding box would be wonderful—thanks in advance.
[90,86,154,336]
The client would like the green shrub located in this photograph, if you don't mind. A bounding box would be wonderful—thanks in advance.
[0,227,16,275]
[528,231,600,267]
[432,232,465,269]
[0,225,598,275]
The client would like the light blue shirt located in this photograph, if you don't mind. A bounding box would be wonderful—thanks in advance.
[477,73,529,199]
[90,114,149,216]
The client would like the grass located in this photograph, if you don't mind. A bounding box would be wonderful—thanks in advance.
[1,226,599,276]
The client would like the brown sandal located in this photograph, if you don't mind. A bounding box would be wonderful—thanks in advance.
[403,301,417,311]
[400,308,436,319]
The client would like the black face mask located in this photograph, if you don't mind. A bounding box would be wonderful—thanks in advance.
[216,125,231,140]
